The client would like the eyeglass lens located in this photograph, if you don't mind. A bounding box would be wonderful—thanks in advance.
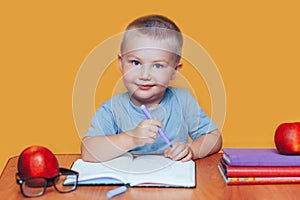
[21,174,77,197]
[22,178,47,197]
[54,174,77,192]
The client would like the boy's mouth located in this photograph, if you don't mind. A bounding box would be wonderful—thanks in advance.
[138,84,155,90]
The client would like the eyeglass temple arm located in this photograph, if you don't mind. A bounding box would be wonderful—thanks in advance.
[59,168,79,176]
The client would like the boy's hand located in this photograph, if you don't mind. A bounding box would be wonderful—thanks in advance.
[164,142,193,162]
[127,118,162,147]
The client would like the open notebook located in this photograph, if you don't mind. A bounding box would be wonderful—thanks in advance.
[66,153,195,188]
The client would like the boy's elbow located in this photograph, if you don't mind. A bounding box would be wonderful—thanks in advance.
[81,142,90,162]
[80,139,98,162]
[214,131,223,152]
[204,129,223,157]
[211,129,222,146]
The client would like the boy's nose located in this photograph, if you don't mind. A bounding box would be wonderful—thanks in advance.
[139,65,151,80]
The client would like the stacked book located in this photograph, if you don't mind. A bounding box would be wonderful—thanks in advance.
[218,148,300,185]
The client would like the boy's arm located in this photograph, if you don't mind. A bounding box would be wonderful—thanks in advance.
[81,133,136,162]
[163,129,222,161]
[81,118,162,162]
[189,129,222,160]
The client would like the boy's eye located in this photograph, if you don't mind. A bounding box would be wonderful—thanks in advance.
[153,64,163,69]
[131,60,141,67]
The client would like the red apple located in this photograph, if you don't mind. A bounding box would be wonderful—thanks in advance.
[18,146,59,179]
[274,122,300,155]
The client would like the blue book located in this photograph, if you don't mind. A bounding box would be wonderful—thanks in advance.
[222,148,300,166]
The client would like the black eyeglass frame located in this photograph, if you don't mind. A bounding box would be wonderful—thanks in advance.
[16,168,79,198]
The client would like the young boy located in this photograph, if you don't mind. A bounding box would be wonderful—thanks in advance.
[81,15,222,162]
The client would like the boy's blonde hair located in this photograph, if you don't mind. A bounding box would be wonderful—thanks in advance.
[120,15,183,60]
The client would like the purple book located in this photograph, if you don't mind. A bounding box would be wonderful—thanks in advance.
[222,148,300,166]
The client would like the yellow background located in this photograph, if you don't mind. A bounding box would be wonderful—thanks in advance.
[1,1,300,173]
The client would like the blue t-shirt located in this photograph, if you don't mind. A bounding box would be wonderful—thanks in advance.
[85,87,218,154]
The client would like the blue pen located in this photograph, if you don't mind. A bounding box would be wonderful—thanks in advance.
[140,104,173,148]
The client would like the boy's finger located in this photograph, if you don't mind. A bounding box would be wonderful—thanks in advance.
[181,151,193,162]
[150,118,163,127]
[148,125,159,133]
[171,148,188,161]
[164,148,172,158]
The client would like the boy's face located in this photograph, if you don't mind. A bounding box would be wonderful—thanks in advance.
[118,34,182,107]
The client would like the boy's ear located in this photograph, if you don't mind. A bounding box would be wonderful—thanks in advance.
[171,62,183,80]
[118,54,123,71]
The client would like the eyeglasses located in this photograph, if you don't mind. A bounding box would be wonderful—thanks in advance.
[16,168,78,198]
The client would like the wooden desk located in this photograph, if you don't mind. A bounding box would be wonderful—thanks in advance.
[1,153,300,200]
